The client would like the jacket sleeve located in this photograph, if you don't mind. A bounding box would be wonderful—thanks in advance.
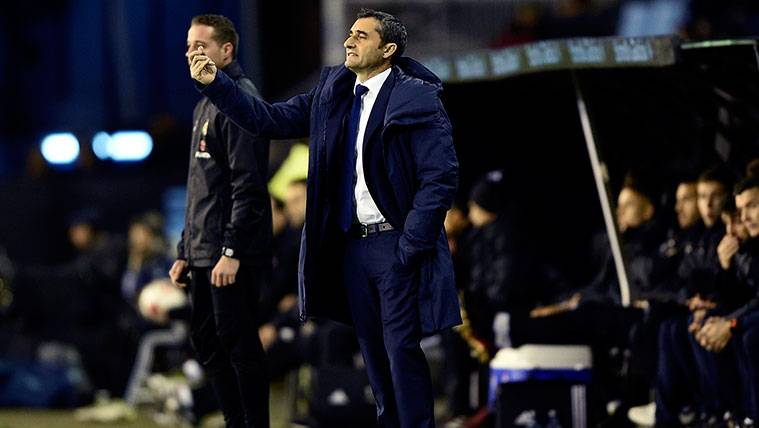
[727,257,759,324]
[396,108,458,267]
[217,110,267,256]
[176,230,186,260]
[199,70,313,140]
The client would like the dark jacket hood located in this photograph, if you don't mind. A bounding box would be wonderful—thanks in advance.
[319,57,445,127]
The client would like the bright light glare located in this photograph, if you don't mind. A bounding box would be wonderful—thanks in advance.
[104,131,153,162]
[91,132,112,160]
[40,133,80,165]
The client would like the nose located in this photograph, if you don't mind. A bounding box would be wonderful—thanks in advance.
[344,36,355,49]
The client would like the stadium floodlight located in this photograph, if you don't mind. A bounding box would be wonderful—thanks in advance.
[107,131,153,162]
[91,132,112,160]
[40,133,80,165]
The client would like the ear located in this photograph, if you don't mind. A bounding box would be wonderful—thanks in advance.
[382,43,397,60]
[222,42,234,59]
[643,203,655,221]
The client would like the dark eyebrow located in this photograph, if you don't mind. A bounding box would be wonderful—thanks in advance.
[349,29,368,37]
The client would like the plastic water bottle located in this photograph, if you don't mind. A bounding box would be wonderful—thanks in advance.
[493,311,512,348]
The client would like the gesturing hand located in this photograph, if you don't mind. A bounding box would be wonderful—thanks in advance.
[717,235,740,270]
[188,47,217,85]
[169,259,188,288]
[212,255,240,287]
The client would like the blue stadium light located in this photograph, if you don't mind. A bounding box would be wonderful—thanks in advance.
[91,131,112,160]
[40,133,80,165]
[108,131,153,162]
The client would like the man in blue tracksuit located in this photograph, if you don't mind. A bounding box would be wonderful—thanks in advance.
[189,8,460,427]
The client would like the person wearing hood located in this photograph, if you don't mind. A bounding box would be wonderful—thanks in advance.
[189,8,459,428]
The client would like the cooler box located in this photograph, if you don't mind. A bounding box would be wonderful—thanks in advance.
[489,344,592,428]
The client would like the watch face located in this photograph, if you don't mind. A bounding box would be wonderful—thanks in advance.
[224,248,234,257]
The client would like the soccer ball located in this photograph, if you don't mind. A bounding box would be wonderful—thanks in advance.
[138,279,187,324]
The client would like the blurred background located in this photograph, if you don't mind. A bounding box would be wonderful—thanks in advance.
[2,0,759,427]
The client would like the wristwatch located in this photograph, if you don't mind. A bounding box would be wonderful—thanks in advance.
[221,247,235,258]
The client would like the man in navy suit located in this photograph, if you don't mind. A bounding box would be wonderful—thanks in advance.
[189,8,460,427]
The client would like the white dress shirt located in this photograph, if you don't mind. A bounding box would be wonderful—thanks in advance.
[352,67,391,225]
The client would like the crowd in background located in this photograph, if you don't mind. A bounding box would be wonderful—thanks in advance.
[442,160,759,428]
[2,1,759,427]
[2,156,759,428]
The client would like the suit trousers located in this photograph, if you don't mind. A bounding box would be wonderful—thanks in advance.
[189,265,269,428]
[342,230,435,428]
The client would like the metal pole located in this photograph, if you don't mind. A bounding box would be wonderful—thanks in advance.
[571,71,631,307]
[321,0,348,66]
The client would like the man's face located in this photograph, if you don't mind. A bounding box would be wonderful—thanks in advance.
[284,183,307,227]
[736,187,759,238]
[68,223,94,252]
[467,201,495,228]
[344,17,389,74]
[616,188,654,233]
[128,224,153,253]
[675,183,699,229]
[697,181,727,228]
[444,207,469,237]
[187,24,230,68]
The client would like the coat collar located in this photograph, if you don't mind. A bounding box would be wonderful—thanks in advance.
[221,60,245,80]
[385,57,444,127]
[318,57,445,131]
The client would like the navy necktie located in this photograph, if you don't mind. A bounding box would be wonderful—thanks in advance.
[338,84,368,232]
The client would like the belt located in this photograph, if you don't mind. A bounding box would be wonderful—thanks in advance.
[349,222,395,238]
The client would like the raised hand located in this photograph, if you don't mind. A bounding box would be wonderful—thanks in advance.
[717,234,740,270]
[188,47,217,85]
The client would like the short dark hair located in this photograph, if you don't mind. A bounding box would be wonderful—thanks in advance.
[746,158,759,178]
[734,175,759,196]
[622,170,657,205]
[191,14,239,58]
[357,8,407,61]
[721,195,737,215]
[698,164,734,189]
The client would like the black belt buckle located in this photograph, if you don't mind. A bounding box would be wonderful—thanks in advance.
[352,222,393,238]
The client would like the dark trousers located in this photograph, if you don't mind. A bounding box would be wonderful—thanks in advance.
[687,312,740,417]
[655,314,701,425]
[189,265,269,428]
[342,230,435,428]
[736,310,759,420]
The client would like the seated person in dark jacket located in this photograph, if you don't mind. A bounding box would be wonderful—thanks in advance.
[652,169,737,425]
[461,170,534,350]
[655,178,705,303]
[12,208,127,396]
[691,176,759,422]
[680,166,734,314]
[524,172,665,329]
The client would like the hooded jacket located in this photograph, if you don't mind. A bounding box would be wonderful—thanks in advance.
[199,57,461,334]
